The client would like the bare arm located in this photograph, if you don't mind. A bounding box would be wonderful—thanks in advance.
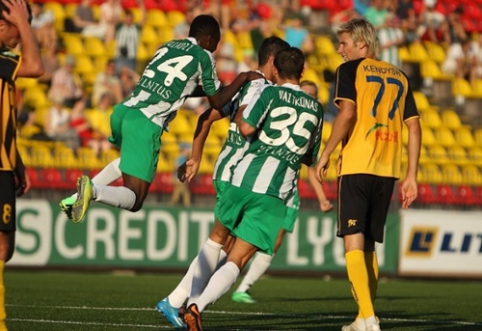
[307,166,333,212]
[315,100,356,182]
[181,107,225,182]
[4,0,43,78]
[207,72,262,110]
[234,105,254,137]
[401,117,421,209]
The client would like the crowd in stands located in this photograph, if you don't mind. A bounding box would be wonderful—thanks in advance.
[13,0,482,207]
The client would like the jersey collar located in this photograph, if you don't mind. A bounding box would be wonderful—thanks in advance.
[279,83,301,91]
[186,37,198,45]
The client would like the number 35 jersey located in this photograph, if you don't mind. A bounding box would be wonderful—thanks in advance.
[334,57,419,179]
[231,83,324,200]
[121,37,221,128]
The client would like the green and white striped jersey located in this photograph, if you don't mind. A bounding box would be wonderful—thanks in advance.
[212,74,270,183]
[121,37,221,128]
[231,83,324,200]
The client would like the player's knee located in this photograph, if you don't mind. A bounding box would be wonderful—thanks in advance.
[130,200,144,212]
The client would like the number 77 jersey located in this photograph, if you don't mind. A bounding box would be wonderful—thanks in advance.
[122,37,221,128]
[231,83,324,200]
[334,57,419,178]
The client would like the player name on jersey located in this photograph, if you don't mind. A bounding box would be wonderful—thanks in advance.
[278,90,319,112]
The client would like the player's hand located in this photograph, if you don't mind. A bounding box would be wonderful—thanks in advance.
[320,200,333,212]
[15,168,30,197]
[184,158,200,182]
[315,154,330,183]
[244,71,263,82]
[3,0,30,27]
[401,177,418,209]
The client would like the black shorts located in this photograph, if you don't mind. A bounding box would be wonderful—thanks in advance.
[337,174,395,243]
[0,171,16,232]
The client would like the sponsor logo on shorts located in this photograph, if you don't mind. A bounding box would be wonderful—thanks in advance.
[347,219,357,227]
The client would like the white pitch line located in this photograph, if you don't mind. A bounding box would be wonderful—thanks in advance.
[7,304,482,327]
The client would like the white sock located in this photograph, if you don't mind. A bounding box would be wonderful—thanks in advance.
[187,238,223,306]
[71,158,122,200]
[93,185,136,210]
[215,249,228,271]
[168,256,198,308]
[195,261,240,312]
[235,253,273,293]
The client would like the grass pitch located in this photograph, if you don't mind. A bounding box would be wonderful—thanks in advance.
[5,270,482,331]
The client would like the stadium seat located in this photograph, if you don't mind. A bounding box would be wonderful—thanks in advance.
[455,185,478,207]
[447,145,469,165]
[398,46,411,63]
[23,87,50,109]
[467,146,482,167]
[420,126,437,146]
[471,79,482,97]
[137,43,151,62]
[418,183,436,204]
[146,9,168,28]
[140,25,158,45]
[420,60,453,80]
[54,144,77,169]
[409,43,429,62]
[43,2,65,32]
[76,148,103,170]
[74,55,95,76]
[420,163,443,184]
[455,127,476,148]
[420,109,443,128]
[63,34,84,56]
[412,91,431,112]
[315,36,336,55]
[64,3,77,18]
[169,114,192,137]
[435,184,457,205]
[441,109,463,130]
[211,118,230,141]
[16,77,38,90]
[474,128,482,146]
[461,164,482,186]
[423,41,446,64]
[441,164,463,185]
[157,26,175,46]
[434,127,456,147]
[428,145,449,165]
[83,37,108,58]
[166,11,186,27]
[452,77,475,97]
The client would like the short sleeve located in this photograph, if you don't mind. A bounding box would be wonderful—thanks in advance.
[0,50,21,81]
[333,61,358,107]
[199,50,222,96]
[403,84,420,121]
[242,85,272,128]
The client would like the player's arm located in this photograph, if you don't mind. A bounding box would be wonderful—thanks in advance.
[307,166,333,212]
[2,0,43,78]
[236,85,270,137]
[181,107,226,182]
[401,85,421,209]
[207,71,262,110]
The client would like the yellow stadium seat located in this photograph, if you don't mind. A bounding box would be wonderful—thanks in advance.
[471,79,482,97]
[137,43,151,62]
[76,147,102,170]
[434,127,456,147]
[30,144,54,168]
[101,149,119,165]
[326,53,344,73]
[441,164,463,185]
[43,2,65,32]
[322,121,332,142]
[421,126,437,146]
[301,67,323,87]
[236,31,253,50]
[167,11,186,27]
[461,164,482,186]
[452,77,474,97]
[24,87,50,109]
[63,34,84,56]
[419,109,443,128]
[197,157,214,174]
[64,3,77,18]
[324,159,338,181]
[54,144,76,169]
[398,46,411,63]
[412,91,431,112]
[455,127,476,148]
[447,145,469,166]
[419,145,429,164]
[474,128,482,145]
[428,145,449,165]
[409,43,429,62]
[16,77,37,90]
[157,26,174,46]
[211,118,230,141]
[423,41,446,64]
[420,60,452,80]
[318,84,329,105]
[146,9,168,28]
[130,7,144,24]
[140,25,158,45]
[83,37,108,58]
[441,109,463,130]
[74,55,95,75]
[315,36,336,55]
[467,146,482,166]
[420,163,443,184]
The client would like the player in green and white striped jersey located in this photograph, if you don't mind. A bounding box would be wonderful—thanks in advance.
[60,15,262,224]
[156,36,290,329]
[182,47,324,331]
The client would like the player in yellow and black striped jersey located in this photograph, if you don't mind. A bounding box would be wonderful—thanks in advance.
[0,0,43,329]
[315,18,421,331]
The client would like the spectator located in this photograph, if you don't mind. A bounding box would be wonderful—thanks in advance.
[214,36,237,85]
[100,0,123,43]
[169,143,192,207]
[92,59,123,107]
[114,9,142,73]
[284,13,313,55]
[119,65,140,99]
[442,39,476,82]
[31,2,57,50]
[18,109,51,141]
[69,0,100,36]
[38,44,60,87]
[90,92,115,138]
[174,8,200,39]
[44,96,80,151]
[70,100,112,157]
[48,55,83,108]
[378,14,405,68]
[364,0,388,28]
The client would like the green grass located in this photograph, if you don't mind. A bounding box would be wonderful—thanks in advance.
[5,270,482,331]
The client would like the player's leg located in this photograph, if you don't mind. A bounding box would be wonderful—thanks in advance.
[71,109,161,222]
[0,172,17,331]
[60,158,122,219]
[338,175,373,331]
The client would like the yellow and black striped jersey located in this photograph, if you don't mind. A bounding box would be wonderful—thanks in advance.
[0,48,21,171]
[334,57,419,179]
